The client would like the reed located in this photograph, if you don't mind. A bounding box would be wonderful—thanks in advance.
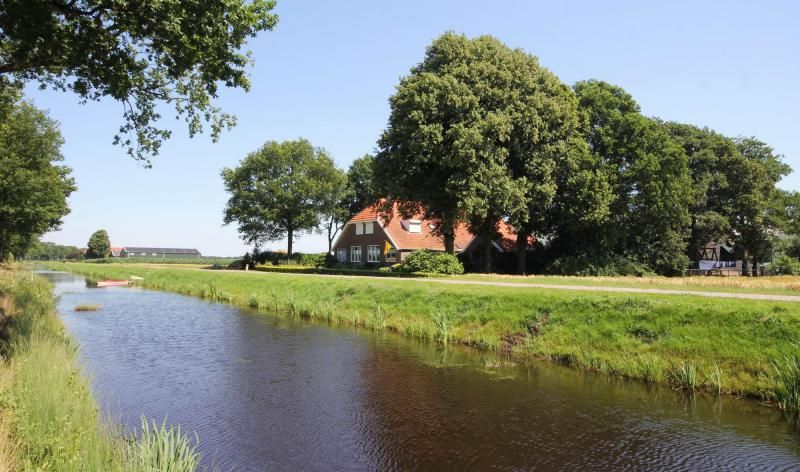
[669,362,699,392]
[126,418,200,472]
[768,344,800,412]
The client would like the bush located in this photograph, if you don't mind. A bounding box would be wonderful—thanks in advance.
[251,250,326,267]
[396,250,464,275]
[772,255,800,275]
[544,255,654,277]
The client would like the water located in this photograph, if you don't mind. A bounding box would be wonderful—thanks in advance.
[42,271,800,471]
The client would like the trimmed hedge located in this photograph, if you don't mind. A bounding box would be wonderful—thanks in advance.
[396,250,465,275]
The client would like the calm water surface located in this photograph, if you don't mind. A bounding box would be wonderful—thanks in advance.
[42,271,800,471]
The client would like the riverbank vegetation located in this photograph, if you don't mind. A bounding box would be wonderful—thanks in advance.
[52,263,800,412]
[0,268,201,470]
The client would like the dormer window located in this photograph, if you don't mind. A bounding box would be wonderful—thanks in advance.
[408,220,421,233]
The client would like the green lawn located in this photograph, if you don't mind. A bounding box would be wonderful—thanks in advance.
[45,262,800,403]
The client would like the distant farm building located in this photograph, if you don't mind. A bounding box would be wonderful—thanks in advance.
[110,246,123,257]
[119,247,201,258]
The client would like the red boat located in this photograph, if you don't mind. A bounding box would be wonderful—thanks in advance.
[96,280,129,287]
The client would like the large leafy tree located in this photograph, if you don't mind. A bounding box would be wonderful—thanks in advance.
[663,123,738,265]
[0,0,278,164]
[222,139,337,256]
[85,229,111,259]
[573,80,692,274]
[377,33,591,272]
[727,138,791,274]
[0,89,76,261]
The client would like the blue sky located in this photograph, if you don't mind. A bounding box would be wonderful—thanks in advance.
[29,0,800,256]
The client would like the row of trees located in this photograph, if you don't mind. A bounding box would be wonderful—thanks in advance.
[221,33,792,276]
[221,140,378,255]
[374,33,792,275]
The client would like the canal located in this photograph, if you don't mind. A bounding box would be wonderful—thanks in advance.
[43,271,800,470]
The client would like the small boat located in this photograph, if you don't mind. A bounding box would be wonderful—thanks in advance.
[96,280,130,287]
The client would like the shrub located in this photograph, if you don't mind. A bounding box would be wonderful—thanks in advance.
[772,255,800,275]
[544,255,654,277]
[251,250,326,267]
[396,250,464,275]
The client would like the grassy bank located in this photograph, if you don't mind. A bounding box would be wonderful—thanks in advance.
[0,268,200,471]
[49,263,800,408]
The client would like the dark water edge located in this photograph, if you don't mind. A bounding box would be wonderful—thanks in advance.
[40,270,800,471]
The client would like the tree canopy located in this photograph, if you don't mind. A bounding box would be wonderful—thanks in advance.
[0,0,278,164]
[376,33,607,272]
[85,229,111,259]
[0,89,76,261]
[222,139,340,256]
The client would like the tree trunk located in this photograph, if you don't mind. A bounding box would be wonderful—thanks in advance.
[515,231,529,275]
[441,215,456,255]
[287,226,294,256]
[752,255,759,277]
[481,232,493,273]
[741,249,749,276]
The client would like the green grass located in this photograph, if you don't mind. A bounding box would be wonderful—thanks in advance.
[0,269,201,471]
[45,263,800,407]
[81,257,237,266]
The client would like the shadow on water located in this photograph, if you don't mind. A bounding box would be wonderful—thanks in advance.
[40,271,800,471]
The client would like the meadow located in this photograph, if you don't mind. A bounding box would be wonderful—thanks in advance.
[0,268,200,471]
[50,262,800,409]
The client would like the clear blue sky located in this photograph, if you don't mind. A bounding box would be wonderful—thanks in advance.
[29,0,800,256]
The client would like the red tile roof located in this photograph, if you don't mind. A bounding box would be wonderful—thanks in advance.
[348,201,522,252]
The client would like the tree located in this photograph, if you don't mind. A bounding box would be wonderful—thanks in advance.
[85,229,111,259]
[0,0,278,164]
[0,89,76,261]
[377,33,588,272]
[663,123,738,265]
[572,81,692,275]
[222,139,337,256]
[24,240,82,260]
[726,138,791,275]
[346,154,379,217]
[317,162,348,254]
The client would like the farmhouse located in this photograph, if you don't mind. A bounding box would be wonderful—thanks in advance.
[332,201,518,267]
[110,246,123,257]
[119,247,201,258]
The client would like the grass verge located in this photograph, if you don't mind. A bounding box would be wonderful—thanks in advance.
[0,268,201,471]
[48,262,800,411]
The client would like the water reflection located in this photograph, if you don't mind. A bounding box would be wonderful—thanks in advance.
[41,271,800,471]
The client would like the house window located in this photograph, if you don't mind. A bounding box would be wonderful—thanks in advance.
[336,248,347,263]
[385,248,398,262]
[367,245,380,262]
[365,222,374,234]
[355,223,363,235]
[351,246,362,263]
[408,221,421,233]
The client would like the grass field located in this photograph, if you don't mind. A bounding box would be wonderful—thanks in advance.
[0,268,200,471]
[47,262,800,407]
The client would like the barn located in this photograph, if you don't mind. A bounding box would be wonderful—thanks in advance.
[119,247,201,258]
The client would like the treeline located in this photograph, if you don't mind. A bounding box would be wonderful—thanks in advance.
[373,33,793,275]
[222,33,795,276]
[23,241,84,261]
